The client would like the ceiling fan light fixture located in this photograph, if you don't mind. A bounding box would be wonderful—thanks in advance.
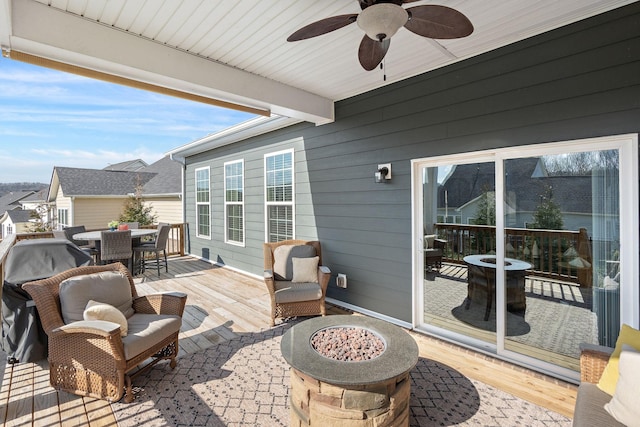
[357,3,408,41]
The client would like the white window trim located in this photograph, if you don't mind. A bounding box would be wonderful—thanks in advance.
[57,208,69,229]
[411,133,638,383]
[195,166,211,240]
[264,148,295,242]
[224,159,245,246]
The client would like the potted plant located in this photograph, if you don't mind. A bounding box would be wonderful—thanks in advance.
[108,220,119,231]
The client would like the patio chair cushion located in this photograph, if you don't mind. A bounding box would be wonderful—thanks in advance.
[292,256,319,283]
[573,383,624,427]
[273,244,316,281]
[598,324,640,395]
[83,300,128,336]
[604,346,640,425]
[424,234,436,249]
[122,313,182,360]
[274,281,322,304]
[59,271,134,324]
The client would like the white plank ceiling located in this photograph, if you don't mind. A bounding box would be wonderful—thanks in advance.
[0,0,635,124]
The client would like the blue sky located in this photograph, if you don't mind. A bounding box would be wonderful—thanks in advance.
[0,56,256,183]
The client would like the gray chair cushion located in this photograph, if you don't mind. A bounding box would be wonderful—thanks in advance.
[59,271,134,324]
[122,313,182,360]
[272,245,316,281]
[572,383,624,427]
[274,281,322,304]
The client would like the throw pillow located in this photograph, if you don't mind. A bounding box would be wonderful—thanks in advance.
[59,271,134,324]
[272,244,316,281]
[424,235,436,249]
[604,345,640,425]
[291,256,319,283]
[83,300,128,337]
[597,324,640,395]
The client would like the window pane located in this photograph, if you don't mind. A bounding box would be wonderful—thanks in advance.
[227,205,244,243]
[197,205,210,236]
[268,206,293,242]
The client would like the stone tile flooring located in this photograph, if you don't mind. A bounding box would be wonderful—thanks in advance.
[111,320,572,426]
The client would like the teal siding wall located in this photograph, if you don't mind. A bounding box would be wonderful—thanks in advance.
[184,3,640,323]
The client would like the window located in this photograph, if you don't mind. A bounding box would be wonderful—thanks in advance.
[195,167,211,238]
[57,208,69,229]
[265,149,294,242]
[224,160,244,245]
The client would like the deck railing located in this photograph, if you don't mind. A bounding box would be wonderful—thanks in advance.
[0,224,187,283]
[434,223,593,286]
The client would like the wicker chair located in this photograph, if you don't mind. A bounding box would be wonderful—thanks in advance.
[100,230,132,271]
[572,343,624,426]
[263,239,331,327]
[132,224,170,276]
[63,225,98,259]
[23,263,187,403]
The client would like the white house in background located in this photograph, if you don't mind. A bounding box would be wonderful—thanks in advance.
[48,156,182,230]
[0,188,49,239]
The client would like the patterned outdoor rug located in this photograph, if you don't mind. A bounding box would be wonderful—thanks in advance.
[111,321,571,426]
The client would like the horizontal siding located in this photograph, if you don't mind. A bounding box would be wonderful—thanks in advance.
[73,198,128,230]
[183,3,640,323]
[143,198,182,224]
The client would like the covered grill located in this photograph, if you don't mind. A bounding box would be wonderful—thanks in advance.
[1,238,93,363]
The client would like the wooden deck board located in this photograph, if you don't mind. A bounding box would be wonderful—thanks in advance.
[0,255,577,425]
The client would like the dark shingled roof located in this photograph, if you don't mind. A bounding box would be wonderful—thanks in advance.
[440,158,593,214]
[7,209,34,223]
[140,156,182,195]
[20,187,49,203]
[103,159,148,172]
[0,191,35,214]
[55,167,157,196]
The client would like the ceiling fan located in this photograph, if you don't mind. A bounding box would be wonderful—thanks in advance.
[287,0,474,71]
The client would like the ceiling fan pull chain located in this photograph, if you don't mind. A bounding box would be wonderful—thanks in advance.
[382,58,386,81]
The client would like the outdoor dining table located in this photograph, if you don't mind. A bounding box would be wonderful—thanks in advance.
[73,228,157,273]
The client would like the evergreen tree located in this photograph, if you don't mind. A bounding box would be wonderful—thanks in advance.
[119,183,157,225]
[530,186,564,230]
[472,189,496,253]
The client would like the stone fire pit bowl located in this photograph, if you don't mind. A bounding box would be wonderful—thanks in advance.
[281,315,419,426]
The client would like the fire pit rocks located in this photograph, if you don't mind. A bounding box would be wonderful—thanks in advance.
[281,315,419,426]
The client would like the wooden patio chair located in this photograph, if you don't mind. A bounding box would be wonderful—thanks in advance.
[263,239,331,327]
[23,263,187,403]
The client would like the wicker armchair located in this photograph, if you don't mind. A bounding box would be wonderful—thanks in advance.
[263,240,331,327]
[573,343,622,427]
[23,263,187,403]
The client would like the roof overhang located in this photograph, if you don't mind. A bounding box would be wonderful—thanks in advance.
[1,0,334,124]
[168,115,302,161]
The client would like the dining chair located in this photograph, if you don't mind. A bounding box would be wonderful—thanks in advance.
[63,225,99,260]
[133,224,170,276]
[100,230,133,271]
[120,222,139,229]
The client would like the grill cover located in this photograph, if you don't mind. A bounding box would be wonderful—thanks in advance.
[2,238,93,362]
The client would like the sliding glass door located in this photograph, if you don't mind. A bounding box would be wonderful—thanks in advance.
[412,135,638,379]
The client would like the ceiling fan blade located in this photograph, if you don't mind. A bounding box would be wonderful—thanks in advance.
[287,14,358,42]
[358,36,390,71]
[404,5,473,39]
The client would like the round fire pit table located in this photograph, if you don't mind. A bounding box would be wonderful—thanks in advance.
[281,315,419,426]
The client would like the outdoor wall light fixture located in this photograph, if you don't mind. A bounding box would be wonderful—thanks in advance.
[375,163,392,183]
